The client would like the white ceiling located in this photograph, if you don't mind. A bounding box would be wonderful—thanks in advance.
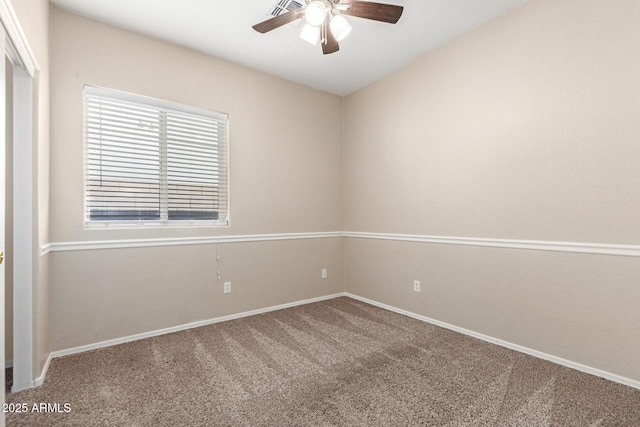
[49,0,527,96]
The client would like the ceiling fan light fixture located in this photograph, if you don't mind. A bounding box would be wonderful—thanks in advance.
[330,14,352,42]
[252,0,404,56]
[299,23,320,45]
[305,1,327,27]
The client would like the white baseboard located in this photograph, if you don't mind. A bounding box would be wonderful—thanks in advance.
[51,293,347,360]
[345,293,640,391]
[9,352,53,392]
[35,292,639,393]
[32,353,53,388]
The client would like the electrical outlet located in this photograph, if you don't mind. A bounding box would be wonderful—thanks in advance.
[321,268,328,279]
[413,280,421,292]
[224,282,231,294]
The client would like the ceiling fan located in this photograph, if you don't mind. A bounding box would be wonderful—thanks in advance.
[252,0,404,55]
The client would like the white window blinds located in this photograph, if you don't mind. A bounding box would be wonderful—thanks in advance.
[84,86,228,225]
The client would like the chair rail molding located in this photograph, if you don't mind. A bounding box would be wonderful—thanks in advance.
[41,231,640,257]
[343,231,640,258]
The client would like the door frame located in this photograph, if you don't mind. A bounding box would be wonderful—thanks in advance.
[0,0,38,396]
[0,24,5,427]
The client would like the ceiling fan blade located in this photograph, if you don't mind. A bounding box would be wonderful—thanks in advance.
[340,1,404,24]
[252,8,305,33]
[322,18,339,55]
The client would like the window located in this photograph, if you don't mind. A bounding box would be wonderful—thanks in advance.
[84,86,228,226]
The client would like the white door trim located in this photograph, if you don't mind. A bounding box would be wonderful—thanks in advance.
[11,71,33,392]
[0,0,38,395]
[0,1,36,75]
[0,23,6,427]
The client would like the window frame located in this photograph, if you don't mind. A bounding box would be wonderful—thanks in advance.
[83,85,229,228]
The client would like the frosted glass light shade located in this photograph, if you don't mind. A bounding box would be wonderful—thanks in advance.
[305,1,326,26]
[299,23,320,45]
[330,14,352,41]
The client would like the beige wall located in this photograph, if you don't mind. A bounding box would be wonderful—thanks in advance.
[51,239,343,350]
[49,9,344,351]
[345,0,640,242]
[343,0,640,381]
[51,9,342,242]
[10,0,51,379]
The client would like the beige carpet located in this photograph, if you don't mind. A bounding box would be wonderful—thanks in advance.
[6,297,640,426]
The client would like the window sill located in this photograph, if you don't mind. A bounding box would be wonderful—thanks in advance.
[84,220,229,229]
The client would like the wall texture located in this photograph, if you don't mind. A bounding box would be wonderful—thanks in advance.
[49,9,343,351]
[343,0,640,382]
